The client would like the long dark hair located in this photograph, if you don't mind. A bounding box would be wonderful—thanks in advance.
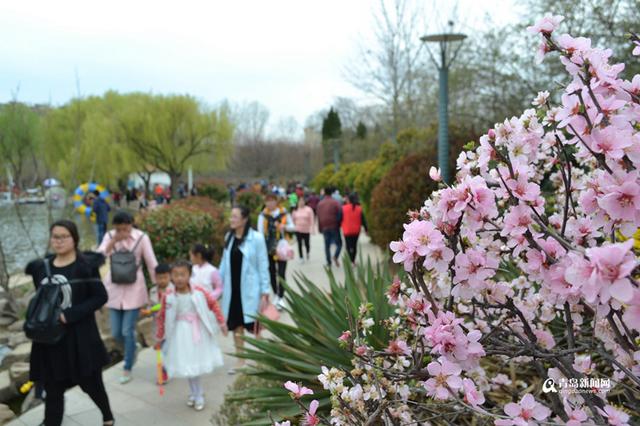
[227,204,251,248]
[348,192,360,210]
[49,219,80,250]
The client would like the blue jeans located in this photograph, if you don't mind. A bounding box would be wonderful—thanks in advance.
[322,229,342,266]
[109,308,139,371]
[95,222,107,246]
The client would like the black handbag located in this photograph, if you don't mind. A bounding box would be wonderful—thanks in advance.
[110,232,144,284]
[24,259,67,345]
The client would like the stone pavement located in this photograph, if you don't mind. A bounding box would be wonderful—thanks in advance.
[7,232,382,426]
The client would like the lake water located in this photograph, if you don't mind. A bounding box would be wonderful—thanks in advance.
[0,204,98,275]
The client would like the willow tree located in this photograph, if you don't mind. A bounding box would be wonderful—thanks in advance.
[117,93,234,196]
[0,102,42,188]
[43,93,135,190]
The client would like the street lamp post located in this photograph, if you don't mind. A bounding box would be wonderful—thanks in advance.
[421,28,466,184]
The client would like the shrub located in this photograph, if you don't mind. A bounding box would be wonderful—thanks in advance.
[235,190,264,226]
[368,153,438,248]
[310,164,334,192]
[138,197,227,264]
[220,259,397,425]
[353,158,386,214]
[311,162,362,196]
[197,179,229,204]
[329,162,360,194]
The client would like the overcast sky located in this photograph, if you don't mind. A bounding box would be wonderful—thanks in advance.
[0,0,520,135]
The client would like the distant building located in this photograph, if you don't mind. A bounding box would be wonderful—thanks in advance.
[127,171,171,190]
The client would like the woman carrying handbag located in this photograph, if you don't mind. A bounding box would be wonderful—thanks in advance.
[219,205,275,375]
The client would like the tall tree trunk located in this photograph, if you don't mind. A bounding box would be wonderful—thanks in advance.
[169,171,181,200]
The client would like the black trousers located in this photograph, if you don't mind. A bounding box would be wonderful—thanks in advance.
[345,234,360,263]
[43,369,113,426]
[268,255,287,298]
[296,232,310,258]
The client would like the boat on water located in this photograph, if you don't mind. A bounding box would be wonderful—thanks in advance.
[16,188,46,205]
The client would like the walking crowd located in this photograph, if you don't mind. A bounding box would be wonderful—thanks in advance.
[21,181,368,425]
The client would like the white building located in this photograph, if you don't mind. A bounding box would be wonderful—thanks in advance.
[127,171,171,190]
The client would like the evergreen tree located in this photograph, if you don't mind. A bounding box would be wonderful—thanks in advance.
[321,108,342,169]
[356,121,367,139]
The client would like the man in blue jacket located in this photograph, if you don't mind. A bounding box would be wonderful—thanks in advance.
[92,190,111,246]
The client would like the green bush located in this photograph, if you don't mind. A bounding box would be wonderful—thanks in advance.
[235,190,264,226]
[197,180,229,204]
[310,164,334,192]
[368,153,439,248]
[329,162,360,194]
[311,162,363,197]
[220,259,397,425]
[138,197,227,264]
[352,159,383,214]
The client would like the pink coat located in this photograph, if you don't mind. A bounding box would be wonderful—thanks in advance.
[98,228,158,310]
[292,206,314,234]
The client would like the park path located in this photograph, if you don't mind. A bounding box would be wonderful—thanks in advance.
[7,232,383,426]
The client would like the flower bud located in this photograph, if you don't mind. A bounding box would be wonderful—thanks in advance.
[429,166,442,182]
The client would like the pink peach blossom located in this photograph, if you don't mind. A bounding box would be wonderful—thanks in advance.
[284,381,314,399]
[597,405,630,426]
[462,378,485,407]
[429,166,442,182]
[527,15,564,35]
[387,339,412,356]
[303,400,320,426]
[423,358,463,400]
[495,393,550,426]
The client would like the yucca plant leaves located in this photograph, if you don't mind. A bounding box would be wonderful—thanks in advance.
[223,255,400,425]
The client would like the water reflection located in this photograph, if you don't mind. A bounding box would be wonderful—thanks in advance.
[0,205,97,275]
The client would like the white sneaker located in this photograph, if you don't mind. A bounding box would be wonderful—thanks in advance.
[299,258,305,264]
[194,398,205,411]
[187,395,195,407]
[276,298,287,310]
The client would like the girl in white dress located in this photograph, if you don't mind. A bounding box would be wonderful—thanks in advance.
[156,260,228,411]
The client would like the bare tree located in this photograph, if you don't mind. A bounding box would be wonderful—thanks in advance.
[269,116,300,143]
[344,0,426,140]
[231,101,270,144]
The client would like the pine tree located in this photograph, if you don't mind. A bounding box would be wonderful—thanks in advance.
[321,108,342,169]
[356,121,367,139]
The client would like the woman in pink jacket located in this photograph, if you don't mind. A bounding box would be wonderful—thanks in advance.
[292,197,314,263]
[98,211,158,384]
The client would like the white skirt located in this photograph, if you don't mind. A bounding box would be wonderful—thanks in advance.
[164,319,224,378]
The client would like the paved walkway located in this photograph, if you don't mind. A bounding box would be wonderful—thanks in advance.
[8,232,383,426]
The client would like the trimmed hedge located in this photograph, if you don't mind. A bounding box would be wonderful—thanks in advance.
[368,153,438,248]
[197,179,230,204]
[138,196,227,264]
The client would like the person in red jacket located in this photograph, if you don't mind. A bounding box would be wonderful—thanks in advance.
[341,193,368,266]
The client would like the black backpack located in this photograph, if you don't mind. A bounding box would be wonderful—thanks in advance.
[24,259,68,345]
[264,212,283,255]
[109,232,144,284]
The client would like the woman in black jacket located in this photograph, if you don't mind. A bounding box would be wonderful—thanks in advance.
[25,219,114,426]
